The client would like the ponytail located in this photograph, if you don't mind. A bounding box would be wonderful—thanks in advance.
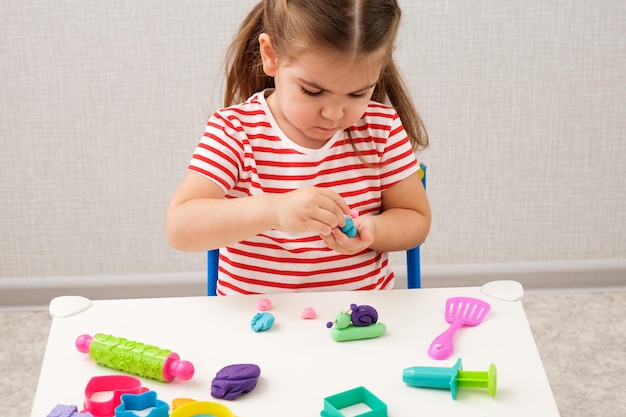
[374,60,428,151]
[224,2,274,107]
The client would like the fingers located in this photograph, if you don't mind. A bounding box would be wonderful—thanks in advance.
[322,188,351,216]
[314,189,350,225]
[314,200,345,230]
[321,219,375,255]
[322,230,369,255]
[299,187,349,231]
[275,187,349,235]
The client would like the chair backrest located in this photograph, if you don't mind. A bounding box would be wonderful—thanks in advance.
[207,163,426,295]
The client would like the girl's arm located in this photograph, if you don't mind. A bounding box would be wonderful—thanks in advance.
[368,170,431,252]
[166,171,350,251]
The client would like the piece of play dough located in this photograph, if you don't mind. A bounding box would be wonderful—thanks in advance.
[251,312,275,332]
[330,322,387,342]
[211,364,261,400]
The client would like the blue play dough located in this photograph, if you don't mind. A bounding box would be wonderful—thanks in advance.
[340,217,357,237]
[251,312,275,332]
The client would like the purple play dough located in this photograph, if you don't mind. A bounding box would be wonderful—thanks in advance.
[211,363,261,400]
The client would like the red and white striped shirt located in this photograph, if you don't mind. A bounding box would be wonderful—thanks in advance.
[189,91,418,295]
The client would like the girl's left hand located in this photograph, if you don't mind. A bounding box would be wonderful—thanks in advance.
[320,215,375,254]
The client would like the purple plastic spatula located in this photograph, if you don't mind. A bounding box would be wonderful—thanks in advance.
[428,297,491,360]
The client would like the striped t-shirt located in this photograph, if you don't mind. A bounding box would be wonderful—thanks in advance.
[189,90,419,295]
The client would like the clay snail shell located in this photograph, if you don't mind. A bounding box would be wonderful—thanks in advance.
[349,303,379,327]
[326,303,379,329]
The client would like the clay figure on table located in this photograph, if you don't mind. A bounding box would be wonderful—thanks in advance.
[326,303,386,342]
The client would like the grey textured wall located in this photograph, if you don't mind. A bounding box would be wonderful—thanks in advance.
[1,1,624,282]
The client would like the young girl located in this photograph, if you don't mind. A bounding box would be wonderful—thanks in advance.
[166,0,431,295]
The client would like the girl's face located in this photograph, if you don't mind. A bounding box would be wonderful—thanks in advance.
[260,35,385,149]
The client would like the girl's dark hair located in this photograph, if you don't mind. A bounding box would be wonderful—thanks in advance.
[224,0,428,150]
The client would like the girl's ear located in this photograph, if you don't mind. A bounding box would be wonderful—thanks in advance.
[259,33,278,76]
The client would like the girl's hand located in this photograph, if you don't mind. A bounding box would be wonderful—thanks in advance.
[320,215,375,254]
[273,187,350,235]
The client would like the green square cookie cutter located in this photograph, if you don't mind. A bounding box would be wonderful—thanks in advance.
[321,386,387,417]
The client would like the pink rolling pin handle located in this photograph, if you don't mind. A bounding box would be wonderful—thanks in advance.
[163,353,195,381]
[75,334,93,353]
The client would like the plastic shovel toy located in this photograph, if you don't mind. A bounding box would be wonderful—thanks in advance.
[428,297,491,360]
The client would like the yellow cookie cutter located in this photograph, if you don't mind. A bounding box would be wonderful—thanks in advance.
[170,400,235,417]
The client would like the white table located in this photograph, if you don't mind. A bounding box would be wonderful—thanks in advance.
[30,287,560,416]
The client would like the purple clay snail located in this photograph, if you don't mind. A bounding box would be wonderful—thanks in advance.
[349,303,379,326]
[326,303,379,329]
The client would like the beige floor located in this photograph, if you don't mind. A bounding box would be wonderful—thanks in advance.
[2,290,624,417]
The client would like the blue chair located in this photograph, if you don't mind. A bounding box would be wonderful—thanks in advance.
[207,163,426,295]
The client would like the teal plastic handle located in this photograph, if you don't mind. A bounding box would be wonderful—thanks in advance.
[403,358,497,399]
[403,358,462,399]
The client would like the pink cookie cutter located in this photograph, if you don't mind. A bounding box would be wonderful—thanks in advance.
[83,375,147,417]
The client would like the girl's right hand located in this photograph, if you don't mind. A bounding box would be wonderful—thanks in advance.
[273,187,350,236]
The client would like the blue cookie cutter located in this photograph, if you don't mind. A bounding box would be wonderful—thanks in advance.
[115,391,169,417]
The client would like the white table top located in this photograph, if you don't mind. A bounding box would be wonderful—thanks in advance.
[30,287,560,417]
